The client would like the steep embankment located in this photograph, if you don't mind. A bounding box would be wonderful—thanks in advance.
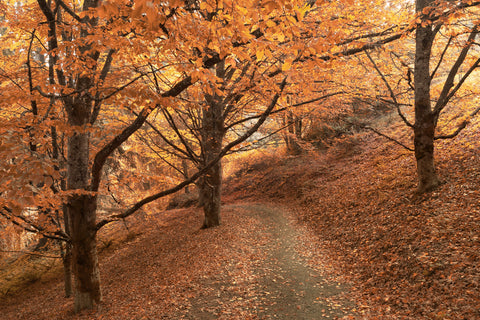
[224,126,480,319]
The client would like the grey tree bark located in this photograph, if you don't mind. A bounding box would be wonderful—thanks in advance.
[413,0,440,193]
[66,77,102,311]
[199,62,226,229]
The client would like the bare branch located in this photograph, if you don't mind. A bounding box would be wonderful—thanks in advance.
[0,208,69,242]
[435,106,480,140]
[227,124,290,154]
[95,77,288,230]
[0,250,61,259]
[161,108,200,161]
[91,49,116,124]
[140,113,199,163]
[346,121,414,152]
[0,68,25,92]
[54,0,83,22]
[225,91,343,131]
[26,30,38,117]
[444,57,480,105]
[136,133,187,176]
[365,51,414,128]
[431,35,453,80]
[90,105,152,192]
[291,91,344,108]
[434,25,480,115]
[96,73,146,103]
[338,26,400,46]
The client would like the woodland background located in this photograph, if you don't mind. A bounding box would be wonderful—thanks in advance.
[1,0,480,318]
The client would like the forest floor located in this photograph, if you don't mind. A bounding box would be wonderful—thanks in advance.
[2,115,480,319]
[0,201,356,319]
[223,121,480,319]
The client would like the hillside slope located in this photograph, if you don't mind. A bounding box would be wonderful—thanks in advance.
[224,126,480,319]
[2,116,480,319]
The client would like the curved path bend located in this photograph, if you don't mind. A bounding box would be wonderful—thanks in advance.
[182,202,356,319]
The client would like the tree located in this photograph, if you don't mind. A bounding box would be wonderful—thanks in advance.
[414,0,441,192]
[0,0,298,312]
[136,59,290,228]
[0,0,435,313]
[1,0,197,311]
[366,0,480,193]
[414,0,480,192]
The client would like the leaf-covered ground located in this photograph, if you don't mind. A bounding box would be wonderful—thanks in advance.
[0,202,355,319]
[3,116,480,319]
[225,124,480,319]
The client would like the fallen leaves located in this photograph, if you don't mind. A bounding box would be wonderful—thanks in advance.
[224,119,480,319]
[0,201,353,319]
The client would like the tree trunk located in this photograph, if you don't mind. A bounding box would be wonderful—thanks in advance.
[414,114,439,192]
[62,241,73,297]
[62,205,73,298]
[66,98,101,312]
[295,117,302,140]
[199,63,226,229]
[199,158,222,229]
[69,193,101,312]
[182,159,190,194]
[199,100,224,228]
[284,111,302,155]
[67,132,101,311]
[414,0,440,193]
[36,0,104,311]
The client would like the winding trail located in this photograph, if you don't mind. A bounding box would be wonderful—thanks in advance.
[181,202,355,319]
[0,202,356,320]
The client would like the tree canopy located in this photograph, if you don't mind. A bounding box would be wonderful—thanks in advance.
[1,0,480,313]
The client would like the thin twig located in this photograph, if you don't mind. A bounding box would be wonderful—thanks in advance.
[344,119,414,151]
[435,106,480,140]
[0,250,61,259]
[365,51,414,128]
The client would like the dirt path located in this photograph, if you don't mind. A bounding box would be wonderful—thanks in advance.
[0,202,355,320]
[179,202,355,319]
